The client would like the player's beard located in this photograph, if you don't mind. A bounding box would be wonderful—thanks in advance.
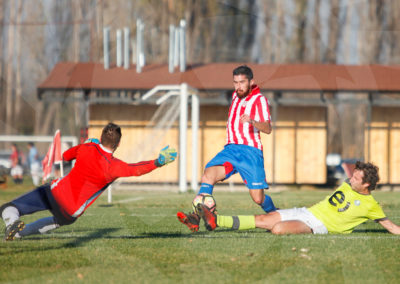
[236,85,251,98]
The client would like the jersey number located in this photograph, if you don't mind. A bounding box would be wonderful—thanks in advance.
[328,191,350,212]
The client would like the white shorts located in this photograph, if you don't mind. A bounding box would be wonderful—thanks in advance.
[30,162,41,175]
[277,207,328,234]
[11,165,23,176]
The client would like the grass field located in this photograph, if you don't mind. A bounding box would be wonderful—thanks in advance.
[1,181,400,283]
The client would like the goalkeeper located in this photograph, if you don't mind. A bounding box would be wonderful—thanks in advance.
[1,122,177,241]
[197,161,400,235]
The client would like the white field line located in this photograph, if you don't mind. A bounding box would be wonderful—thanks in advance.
[129,213,175,217]
[305,234,400,240]
[113,197,145,204]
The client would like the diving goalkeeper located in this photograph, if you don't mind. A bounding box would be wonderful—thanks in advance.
[1,122,177,241]
[197,161,400,235]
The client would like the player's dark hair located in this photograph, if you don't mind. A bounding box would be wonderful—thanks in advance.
[355,161,379,191]
[233,65,253,80]
[101,122,122,150]
[28,142,34,147]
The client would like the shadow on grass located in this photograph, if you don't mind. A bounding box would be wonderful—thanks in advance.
[353,229,389,233]
[3,227,271,247]
[11,227,392,248]
[133,230,269,239]
[101,228,270,240]
[97,204,114,208]
[0,228,120,253]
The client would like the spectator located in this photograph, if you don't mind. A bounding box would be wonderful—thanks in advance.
[27,142,41,186]
[10,144,23,184]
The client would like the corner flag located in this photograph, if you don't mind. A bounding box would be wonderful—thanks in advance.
[42,129,63,182]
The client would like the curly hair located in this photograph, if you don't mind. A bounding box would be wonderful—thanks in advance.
[101,122,122,150]
[355,161,380,191]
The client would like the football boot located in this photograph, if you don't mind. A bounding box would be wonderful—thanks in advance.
[4,220,25,241]
[177,211,200,232]
[196,204,217,231]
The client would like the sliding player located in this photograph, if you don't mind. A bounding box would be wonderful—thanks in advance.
[198,161,400,235]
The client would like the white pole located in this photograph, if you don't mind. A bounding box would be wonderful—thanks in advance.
[179,83,188,193]
[103,27,110,69]
[60,162,64,177]
[174,28,179,68]
[123,27,130,69]
[108,184,112,203]
[191,94,199,192]
[136,19,142,73]
[0,135,77,145]
[169,25,175,73]
[139,22,145,67]
[116,29,122,67]
[131,39,136,64]
[179,19,186,72]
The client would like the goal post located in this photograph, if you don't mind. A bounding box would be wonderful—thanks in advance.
[0,135,78,146]
[141,83,199,193]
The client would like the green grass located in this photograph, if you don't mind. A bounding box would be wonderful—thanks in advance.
[1,181,400,283]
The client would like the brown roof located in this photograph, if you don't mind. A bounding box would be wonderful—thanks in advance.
[38,62,400,94]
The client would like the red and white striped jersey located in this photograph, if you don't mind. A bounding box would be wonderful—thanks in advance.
[226,85,271,150]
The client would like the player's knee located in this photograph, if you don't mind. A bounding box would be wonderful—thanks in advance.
[201,169,219,184]
[252,196,264,205]
[271,222,286,235]
[0,202,19,215]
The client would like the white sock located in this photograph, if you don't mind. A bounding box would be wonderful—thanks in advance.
[18,217,60,237]
[1,206,20,227]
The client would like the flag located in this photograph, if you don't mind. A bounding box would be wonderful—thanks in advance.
[42,129,62,182]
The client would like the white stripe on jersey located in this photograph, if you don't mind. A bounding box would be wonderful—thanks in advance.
[226,93,239,145]
[243,95,259,148]
[234,97,245,145]
[226,91,271,150]
[259,96,271,122]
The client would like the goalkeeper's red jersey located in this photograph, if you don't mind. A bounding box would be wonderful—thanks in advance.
[50,142,158,217]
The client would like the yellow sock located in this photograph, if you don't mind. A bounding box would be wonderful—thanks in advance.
[217,215,255,230]
[217,215,233,228]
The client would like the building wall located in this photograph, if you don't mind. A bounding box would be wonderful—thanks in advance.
[365,107,400,184]
[89,104,327,185]
[272,106,327,184]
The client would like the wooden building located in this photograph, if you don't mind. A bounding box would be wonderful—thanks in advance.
[38,63,400,185]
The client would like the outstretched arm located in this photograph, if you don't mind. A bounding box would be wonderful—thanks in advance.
[378,219,400,234]
[112,159,159,178]
[111,146,177,178]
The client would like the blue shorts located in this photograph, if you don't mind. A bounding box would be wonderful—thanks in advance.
[11,184,76,226]
[206,144,269,189]
[11,185,52,215]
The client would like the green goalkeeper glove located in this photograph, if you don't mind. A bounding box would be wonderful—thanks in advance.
[155,146,177,167]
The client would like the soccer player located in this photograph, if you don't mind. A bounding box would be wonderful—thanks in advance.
[1,122,177,241]
[10,143,24,184]
[27,142,41,186]
[178,65,276,232]
[197,161,400,235]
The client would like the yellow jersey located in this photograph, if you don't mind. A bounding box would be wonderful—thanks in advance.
[308,181,386,234]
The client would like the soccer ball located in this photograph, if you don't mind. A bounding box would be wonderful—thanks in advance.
[192,193,216,214]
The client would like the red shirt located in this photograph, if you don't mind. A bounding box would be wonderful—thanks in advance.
[10,149,20,167]
[50,143,158,217]
[226,85,271,150]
